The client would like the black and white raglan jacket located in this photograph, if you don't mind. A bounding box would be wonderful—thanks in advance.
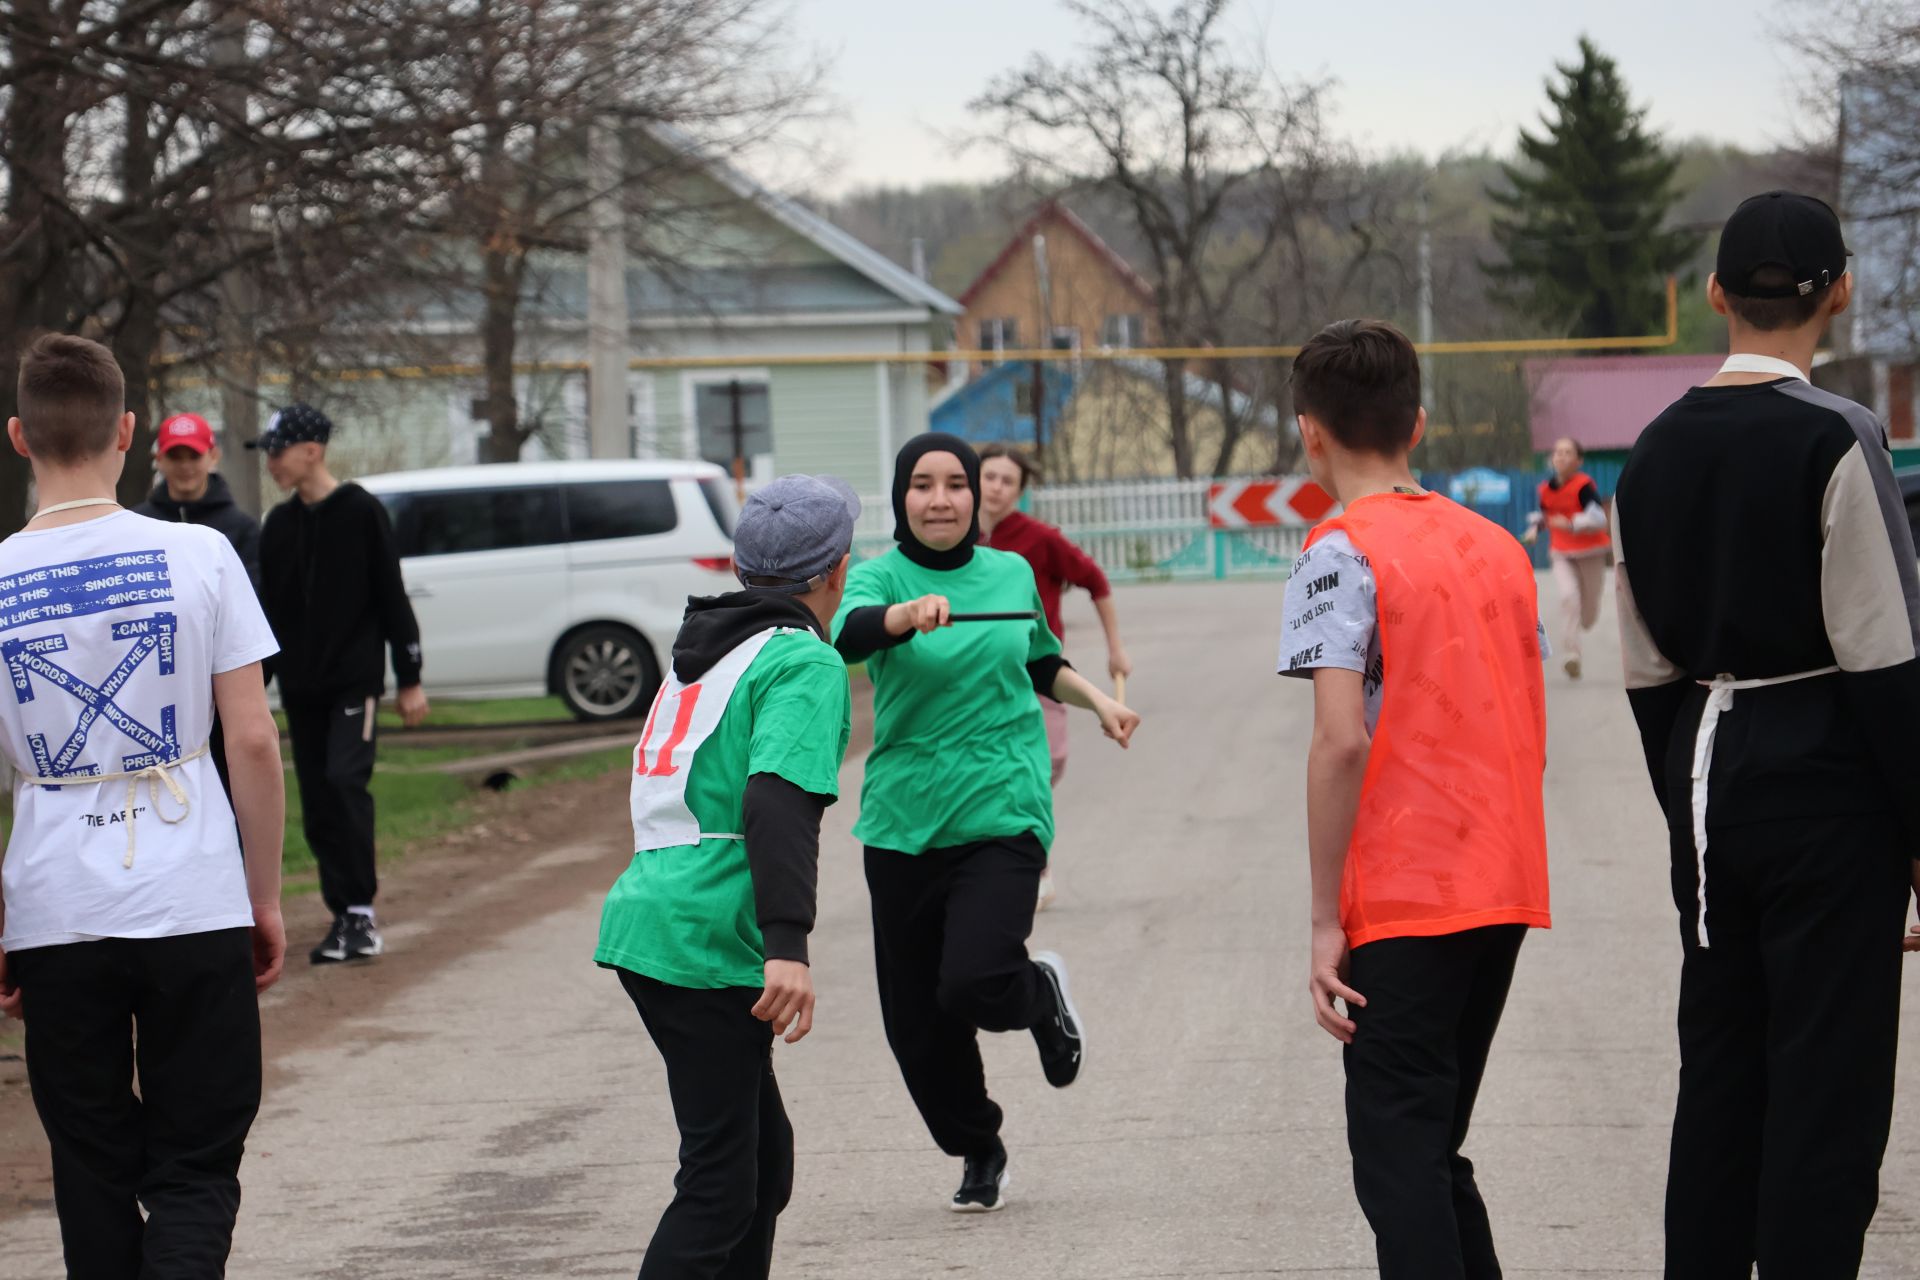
[1613,377,1920,848]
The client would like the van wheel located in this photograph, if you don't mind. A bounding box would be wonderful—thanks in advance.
[556,626,655,721]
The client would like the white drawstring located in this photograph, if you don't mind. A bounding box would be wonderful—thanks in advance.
[1688,667,1839,946]
[19,743,210,869]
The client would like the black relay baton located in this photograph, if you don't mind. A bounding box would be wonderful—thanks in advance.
[946,611,1042,623]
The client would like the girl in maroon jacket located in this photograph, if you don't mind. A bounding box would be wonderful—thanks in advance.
[979,445,1131,909]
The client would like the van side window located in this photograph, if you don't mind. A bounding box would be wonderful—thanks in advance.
[565,480,678,543]
[392,487,565,557]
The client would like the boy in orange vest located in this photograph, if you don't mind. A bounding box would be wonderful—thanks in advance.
[1278,319,1550,1278]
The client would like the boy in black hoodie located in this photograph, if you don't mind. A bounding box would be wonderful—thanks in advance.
[595,474,857,1280]
[253,403,427,965]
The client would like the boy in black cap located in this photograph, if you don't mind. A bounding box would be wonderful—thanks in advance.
[595,474,857,1280]
[1614,191,1920,1274]
[253,404,428,964]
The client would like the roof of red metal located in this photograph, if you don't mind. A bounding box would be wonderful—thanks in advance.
[1523,354,1726,451]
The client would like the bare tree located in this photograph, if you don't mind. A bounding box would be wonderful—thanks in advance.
[972,0,1334,477]
[360,0,820,463]
[1790,1,1920,357]
[0,0,438,520]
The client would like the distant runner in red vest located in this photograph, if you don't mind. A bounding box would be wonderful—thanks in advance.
[1523,437,1609,680]
[979,444,1131,912]
[1278,319,1550,1279]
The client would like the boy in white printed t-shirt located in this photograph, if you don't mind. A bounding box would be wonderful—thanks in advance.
[0,335,287,1279]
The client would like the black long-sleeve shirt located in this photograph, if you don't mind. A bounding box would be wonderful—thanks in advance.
[259,481,423,700]
[1614,377,1920,845]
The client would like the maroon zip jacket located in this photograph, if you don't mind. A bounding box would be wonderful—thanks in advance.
[982,510,1111,643]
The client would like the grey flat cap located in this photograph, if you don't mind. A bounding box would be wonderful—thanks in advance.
[732,475,861,593]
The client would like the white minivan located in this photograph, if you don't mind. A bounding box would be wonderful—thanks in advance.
[358,460,739,721]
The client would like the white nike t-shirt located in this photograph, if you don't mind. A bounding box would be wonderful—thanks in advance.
[0,511,279,951]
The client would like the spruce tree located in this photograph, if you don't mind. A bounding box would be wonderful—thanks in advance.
[1488,38,1701,338]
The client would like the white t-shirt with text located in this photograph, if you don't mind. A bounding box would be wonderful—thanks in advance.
[1278,529,1548,734]
[0,512,278,951]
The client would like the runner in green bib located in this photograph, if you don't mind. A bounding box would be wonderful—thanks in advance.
[833,432,1140,1214]
[596,474,858,1280]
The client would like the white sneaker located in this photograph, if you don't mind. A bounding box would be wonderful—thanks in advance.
[1036,868,1057,912]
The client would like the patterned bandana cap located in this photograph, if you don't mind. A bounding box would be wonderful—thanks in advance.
[246,403,333,453]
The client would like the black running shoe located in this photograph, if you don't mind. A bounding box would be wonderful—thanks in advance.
[309,915,350,965]
[1030,950,1084,1088]
[343,913,384,960]
[950,1143,1009,1213]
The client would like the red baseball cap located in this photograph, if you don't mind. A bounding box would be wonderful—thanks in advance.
[157,413,215,455]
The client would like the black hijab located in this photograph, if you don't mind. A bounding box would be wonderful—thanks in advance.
[892,432,981,571]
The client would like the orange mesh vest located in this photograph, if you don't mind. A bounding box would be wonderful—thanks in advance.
[1309,491,1551,947]
[1538,471,1609,556]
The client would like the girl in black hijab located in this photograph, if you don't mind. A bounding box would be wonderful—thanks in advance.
[831,433,1139,1214]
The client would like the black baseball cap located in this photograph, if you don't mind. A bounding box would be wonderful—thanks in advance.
[245,403,333,452]
[1716,191,1851,299]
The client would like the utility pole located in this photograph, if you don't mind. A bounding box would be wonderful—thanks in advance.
[212,10,261,514]
[1032,231,1053,469]
[587,115,630,459]
[1417,188,1435,407]
[728,379,747,500]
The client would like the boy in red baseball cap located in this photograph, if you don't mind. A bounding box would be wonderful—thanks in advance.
[134,412,261,592]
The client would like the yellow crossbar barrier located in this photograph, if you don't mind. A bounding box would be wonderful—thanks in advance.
[167,277,1679,384]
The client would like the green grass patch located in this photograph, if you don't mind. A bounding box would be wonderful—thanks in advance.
[279,742,631,892]
[273,695,576,734]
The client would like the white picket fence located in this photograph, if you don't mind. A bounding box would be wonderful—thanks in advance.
[853,476,1306,583]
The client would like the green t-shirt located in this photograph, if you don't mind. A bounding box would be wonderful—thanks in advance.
[832,546,1061,854]
[594,627,851,989]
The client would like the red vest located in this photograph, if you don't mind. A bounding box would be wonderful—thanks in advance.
[1308,492,1551,947]
[1539,472,1610,556]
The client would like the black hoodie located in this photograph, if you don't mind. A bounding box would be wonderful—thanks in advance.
[260,482,423,700]
[673,589,835,965]
[134,473,263,593]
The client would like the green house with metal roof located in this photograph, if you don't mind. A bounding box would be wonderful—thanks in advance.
[165,132,960,505]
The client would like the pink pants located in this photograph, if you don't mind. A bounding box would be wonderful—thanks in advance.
[1551,551,1608,659]
[1041,694,1068,787]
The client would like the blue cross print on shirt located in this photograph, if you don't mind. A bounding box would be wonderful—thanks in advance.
[3,612,181,783]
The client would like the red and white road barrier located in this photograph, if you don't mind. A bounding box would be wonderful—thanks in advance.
[1206,479,1337,528]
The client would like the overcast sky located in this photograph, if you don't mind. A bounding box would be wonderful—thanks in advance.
[784,0,1811,192]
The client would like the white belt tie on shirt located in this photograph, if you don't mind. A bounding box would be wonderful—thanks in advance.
[20,742,211,870]
[1688,667,1839,946]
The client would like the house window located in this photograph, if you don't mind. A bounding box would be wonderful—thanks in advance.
[1050,326,1081,352]
[1102,313,1145,348]
[694,378,772,475]
[978,318,1019,353]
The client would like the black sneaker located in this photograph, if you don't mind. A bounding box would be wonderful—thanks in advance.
[343,913,384,960]
[1030,950,1084,1088]
[309,915,350,965]
[950,1143,1009,1213]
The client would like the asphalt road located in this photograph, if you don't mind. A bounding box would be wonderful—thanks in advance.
[4,575,1920,1277]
